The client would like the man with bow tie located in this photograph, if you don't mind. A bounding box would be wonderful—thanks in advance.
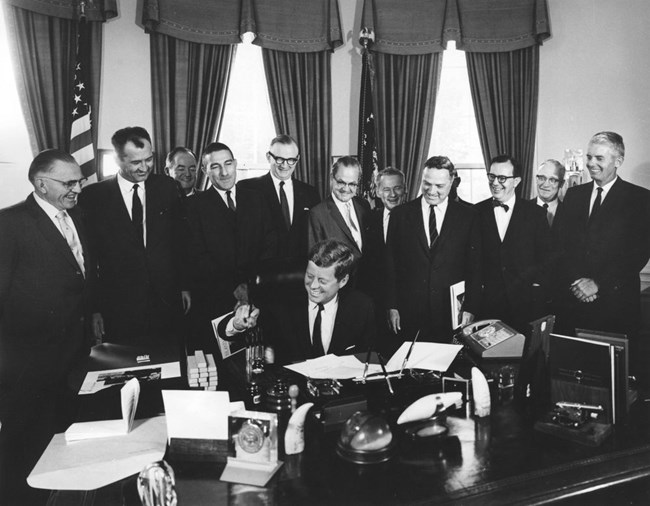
[474,154,553,333]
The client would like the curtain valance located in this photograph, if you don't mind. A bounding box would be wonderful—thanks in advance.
[361,0,550,55]
[5,0,116,21]
[142,0,343,52]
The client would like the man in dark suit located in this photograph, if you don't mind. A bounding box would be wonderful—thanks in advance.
[237,134,320,262]
[474,155,553,333]
[186,142,273,352]
[79,126,190,346]
[0,150,95,503]
[386,156,481,344]
[217,240,375,365]
[532,159,565,228]
[308,156,370,261]
[165,146,198,197]
[554,132,650,351]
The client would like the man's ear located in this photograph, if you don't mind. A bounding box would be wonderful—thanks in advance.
[338,274,349,290]
[513,177,522,188]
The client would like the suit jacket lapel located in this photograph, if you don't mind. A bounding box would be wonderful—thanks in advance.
[262,174,285,228]
[502,198,524,245]
[109,177,141,246]
[327,197,361,255]
[27,196,81,273]
[410,197,430,255]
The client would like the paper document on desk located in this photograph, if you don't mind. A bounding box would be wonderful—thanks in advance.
[65,378,140,441]
[284,354,382,379]
[28,415,167,491]
[162,390,244,441]
[386,342,462,372]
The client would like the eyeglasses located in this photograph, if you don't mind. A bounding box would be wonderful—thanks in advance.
[39,176,87,190]
[536,175,561,185]
[487,174,517,184]
[267,152,300,167]
[333,178,359,190]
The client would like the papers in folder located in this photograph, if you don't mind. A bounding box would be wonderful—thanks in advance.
[65,378,140,441]
[386,342,461,371]
[284,343,461,379]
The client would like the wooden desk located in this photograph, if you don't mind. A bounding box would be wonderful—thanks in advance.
[47,351,650,505]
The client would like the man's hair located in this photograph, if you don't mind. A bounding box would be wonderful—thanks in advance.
[270,134,298,150]
[538,159,566,181]
[375,166,405,187]
[489,154,522,178]
[590,131,625,158]
[111,127,152,157]
[200,142,234,166]
[424,156,457,178]
[308,239,356,281]
[330,156,360,179]
[28,149,77,183]
[165,147,196,169]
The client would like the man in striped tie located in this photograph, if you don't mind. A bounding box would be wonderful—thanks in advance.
[0,150,95,503]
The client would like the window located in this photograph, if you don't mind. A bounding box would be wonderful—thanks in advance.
[218,41,276,181]
[0,7,33,208]
[429,43,490,204]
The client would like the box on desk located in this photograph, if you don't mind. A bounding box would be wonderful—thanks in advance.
[534,331,631,446]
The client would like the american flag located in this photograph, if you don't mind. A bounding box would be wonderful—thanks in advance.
[358,28,378,206]
[70,22,96,183]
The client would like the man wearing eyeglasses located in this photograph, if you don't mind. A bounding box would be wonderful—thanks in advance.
[0,150,96,503]
[554,132,650,376]
[533,159,565,228]
[79,126,191,347]
[474,154,552,332]
[307,156,370,263]
[385,156,481,345]
[237,134,320,263]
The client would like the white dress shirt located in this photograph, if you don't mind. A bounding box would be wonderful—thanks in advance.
[383,208,391,242]
[421,196,448,246]
[308,295,338,354]
[33,192,83,248]
[493,194,516,242]
[215,186,236,209]
[117,173,147,246]
[271,174,294,224]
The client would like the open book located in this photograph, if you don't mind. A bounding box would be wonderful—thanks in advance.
[65,378,140,441]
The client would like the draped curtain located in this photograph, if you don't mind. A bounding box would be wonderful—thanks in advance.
[244,0,343,197]
[3,0,113,154]
[261,49,331,194]
[143,0,342,194]
[467,47,540,196]
[372,53,442,196]
[149,33,235,175]
[361,0,550,196]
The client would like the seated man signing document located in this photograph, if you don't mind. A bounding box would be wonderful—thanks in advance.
[217,239,376,365]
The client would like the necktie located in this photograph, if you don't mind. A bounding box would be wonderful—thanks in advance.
[346,201,362,251]
[492,199,510,213]
[428,205,438,249]
[312,303,325,356]
[226,190,236,212]
[542,203,552,227]
[132,183,144,244]
[590,187,603,223]
[279,181,291,230]
[56,211,85,275]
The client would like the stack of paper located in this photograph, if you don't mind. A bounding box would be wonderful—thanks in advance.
[187,350,218,390]
[65,378,140,442]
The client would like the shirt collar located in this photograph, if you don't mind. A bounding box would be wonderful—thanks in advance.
[536,196,558,210]
[311,293,339,311]
[593,176,617,196]
[421,195,449,213]
[33,191,63,220]
[271,173,293,191]
[117,172,144,193]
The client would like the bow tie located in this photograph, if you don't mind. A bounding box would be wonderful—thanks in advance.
[492,199,509,212]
